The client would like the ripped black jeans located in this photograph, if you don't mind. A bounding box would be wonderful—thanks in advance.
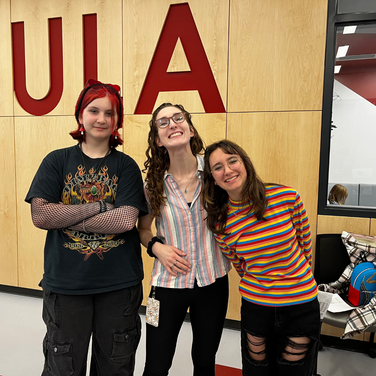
[241,298,320,376]
[41,284,142,376]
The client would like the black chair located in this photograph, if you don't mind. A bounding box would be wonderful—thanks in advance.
[313,234,376,376]
[314,233,351,285]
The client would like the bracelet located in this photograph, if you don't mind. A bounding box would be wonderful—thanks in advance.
[99,200,106,213]
[82,219,87,232]
[147,236,163,258]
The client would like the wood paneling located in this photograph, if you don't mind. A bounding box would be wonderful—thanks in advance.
[123,0,229,114]
[0,0,13,116]
[3,0,333,328]
[0,118,17,286]
[15,116,76,289]
[226,268,241,320]
[11,0,123,116]
[370,219,376,236]
[317,215,370,235]
[227,111,321,239]
[228,0,328,112]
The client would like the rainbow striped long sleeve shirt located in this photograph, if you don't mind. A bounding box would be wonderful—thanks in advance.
[215,185,317,307]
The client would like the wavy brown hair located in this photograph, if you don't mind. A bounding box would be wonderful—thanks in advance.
[328,184,348,205]
[143,103,204,217]
[202,140,267,235]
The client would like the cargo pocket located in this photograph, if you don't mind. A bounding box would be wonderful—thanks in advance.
[43,335,74,376]
[110,316,141,363]
[42,290,60,329]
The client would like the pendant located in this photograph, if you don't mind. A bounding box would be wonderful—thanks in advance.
[91,185,98,195]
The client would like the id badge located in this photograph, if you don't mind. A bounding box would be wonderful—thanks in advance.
[146,287,160,327]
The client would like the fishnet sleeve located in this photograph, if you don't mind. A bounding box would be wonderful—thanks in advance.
[69,205,139,234]
[31,197,102,230]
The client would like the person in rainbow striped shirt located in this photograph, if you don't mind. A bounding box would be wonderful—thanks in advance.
[202,139,320,376]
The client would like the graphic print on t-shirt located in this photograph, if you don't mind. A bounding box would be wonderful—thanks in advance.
[62,164,124,261]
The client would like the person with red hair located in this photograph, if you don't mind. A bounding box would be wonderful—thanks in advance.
[25,80,148,375]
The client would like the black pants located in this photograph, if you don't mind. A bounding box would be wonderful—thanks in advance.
[241,298,320,376]
[41,283,142,376]
[142,275,229,376]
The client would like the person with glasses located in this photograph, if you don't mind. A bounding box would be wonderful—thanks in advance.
[138,103,231,376]
[202,140,320,376]
[25,79,148,375]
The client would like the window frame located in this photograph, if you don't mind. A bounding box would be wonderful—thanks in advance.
[318,0,376,218]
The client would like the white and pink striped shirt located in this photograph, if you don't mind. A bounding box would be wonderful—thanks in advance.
[144,155,231,288]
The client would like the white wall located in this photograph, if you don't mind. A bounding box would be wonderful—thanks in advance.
[329,79,376,184]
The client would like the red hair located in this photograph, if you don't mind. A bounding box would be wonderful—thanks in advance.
[70,80,124,147]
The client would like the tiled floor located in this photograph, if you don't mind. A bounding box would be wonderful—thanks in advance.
[0,291,375,375]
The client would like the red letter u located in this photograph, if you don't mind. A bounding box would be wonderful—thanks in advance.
[12,18,63,116]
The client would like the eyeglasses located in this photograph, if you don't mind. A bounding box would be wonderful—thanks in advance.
[155,112,186,128]
[211,157,242,175]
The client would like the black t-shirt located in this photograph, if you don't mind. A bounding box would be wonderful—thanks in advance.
[25,144,148,295]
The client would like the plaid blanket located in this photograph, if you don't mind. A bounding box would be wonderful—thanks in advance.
[318,231,376,339]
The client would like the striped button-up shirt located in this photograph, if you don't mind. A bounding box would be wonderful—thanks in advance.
[145,155,231,288]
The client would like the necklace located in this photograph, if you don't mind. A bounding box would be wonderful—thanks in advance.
[80,144,111,196]
[171,167,197,194]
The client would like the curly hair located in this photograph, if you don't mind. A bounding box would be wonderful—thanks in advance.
[201,140,267,235]
[143,103,204,217]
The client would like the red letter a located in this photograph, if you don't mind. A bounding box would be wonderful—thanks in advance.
[135,3,225,114]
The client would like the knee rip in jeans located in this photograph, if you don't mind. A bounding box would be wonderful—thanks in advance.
[245,332,267,363]
[281,336,312,363]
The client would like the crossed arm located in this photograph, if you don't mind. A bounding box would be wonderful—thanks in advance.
[31,197,139,234]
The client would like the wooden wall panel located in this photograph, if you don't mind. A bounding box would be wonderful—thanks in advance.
[317,215,370,235]
[11,0,123,116]
[0,0,13,116]
[122,0,229,114]
[0,118,18,286]
[370,219,376,236]
[228,0,327,112]
[226,268,241,321]
[2,0,332,327]
[227,111,321,241]
[15,116,76,289]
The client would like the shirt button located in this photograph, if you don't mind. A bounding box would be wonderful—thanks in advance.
[54,347,58,353]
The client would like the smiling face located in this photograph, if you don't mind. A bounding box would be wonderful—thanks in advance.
[155,106,194,151]
[79,96,117,144]
[209,148,247,201]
